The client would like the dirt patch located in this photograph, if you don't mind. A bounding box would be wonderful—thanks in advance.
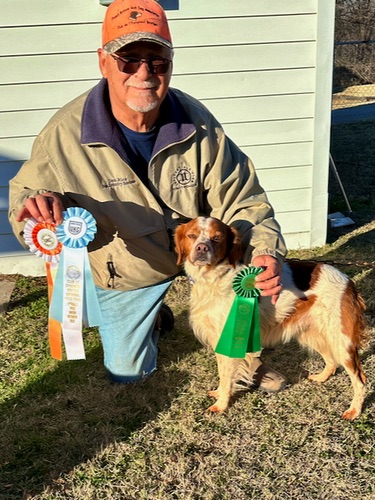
[0,279,16,314]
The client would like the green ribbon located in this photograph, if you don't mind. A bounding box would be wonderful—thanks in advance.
[215,266,263,358]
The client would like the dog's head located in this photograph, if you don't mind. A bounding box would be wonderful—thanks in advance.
[174,217,243,267]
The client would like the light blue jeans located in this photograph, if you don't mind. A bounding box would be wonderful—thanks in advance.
[95,279,174,383]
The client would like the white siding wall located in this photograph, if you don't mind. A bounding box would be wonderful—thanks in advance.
[0,0,335,275]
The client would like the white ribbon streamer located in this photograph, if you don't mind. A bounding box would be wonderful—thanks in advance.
[61,246,86,360]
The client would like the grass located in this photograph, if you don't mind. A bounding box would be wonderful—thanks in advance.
[1,120,375,499]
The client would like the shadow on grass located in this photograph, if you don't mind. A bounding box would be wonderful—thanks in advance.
[3,214,375,497]
[5,277,47,311]
[0,309,201,499]
[262,343,310,386]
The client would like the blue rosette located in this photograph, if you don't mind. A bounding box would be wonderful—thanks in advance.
[56,207,97,248]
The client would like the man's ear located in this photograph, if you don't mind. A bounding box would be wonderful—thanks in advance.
[98,48,108,78]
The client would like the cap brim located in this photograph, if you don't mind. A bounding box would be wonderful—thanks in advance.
[104,32,173,54]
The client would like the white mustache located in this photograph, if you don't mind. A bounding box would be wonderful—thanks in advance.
[125,79,159,89]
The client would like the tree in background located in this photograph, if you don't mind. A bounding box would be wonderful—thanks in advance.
[334,0,375,87]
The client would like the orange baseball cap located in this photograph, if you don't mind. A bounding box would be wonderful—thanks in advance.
[102,0,173,54]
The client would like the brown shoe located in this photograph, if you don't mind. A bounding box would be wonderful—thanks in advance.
[251,357,287,393]
[156,304,175,334]
[235,356,287,393]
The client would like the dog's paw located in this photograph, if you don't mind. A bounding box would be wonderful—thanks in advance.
[208,389,219,399]
[207,403,226,413]
[308,372,331,383]
[342,407,361,420]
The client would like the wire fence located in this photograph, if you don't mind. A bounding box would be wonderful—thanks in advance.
[330,40,375,215]
[332,39,375,110]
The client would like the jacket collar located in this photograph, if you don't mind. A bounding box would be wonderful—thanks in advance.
[81,78,196,157]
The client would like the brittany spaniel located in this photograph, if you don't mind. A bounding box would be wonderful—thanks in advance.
[174,216,368,420]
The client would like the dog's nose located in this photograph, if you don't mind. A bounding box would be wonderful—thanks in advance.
[196,243,209,254]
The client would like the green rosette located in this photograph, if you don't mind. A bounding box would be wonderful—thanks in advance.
[215,266,263,358]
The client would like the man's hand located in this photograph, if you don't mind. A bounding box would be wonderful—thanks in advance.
[252,254,283,305]
[16,192,64,225]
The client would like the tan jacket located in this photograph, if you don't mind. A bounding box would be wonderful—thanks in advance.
[9,79,286,291]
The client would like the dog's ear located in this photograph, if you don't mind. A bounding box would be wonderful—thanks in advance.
[227,226,244,266]
[174,224,187,266]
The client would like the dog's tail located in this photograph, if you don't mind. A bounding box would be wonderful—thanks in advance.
[343,280,369,350]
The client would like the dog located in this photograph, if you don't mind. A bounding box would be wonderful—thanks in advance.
[174,216,368,420]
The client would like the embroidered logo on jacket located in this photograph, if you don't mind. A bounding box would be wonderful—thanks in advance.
[172,166,197,190]
[102,178,136,189]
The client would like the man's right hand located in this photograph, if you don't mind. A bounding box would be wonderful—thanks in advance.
[16,192,64,225]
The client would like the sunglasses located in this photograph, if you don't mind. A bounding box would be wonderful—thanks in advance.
[111,54,172,75]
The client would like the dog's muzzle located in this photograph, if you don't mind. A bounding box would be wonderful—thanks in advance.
[191,240,213,265]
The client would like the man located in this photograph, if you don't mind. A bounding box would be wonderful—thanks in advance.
[9,0,287,389]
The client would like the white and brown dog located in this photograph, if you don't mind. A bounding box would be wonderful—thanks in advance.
[174,216,368,420]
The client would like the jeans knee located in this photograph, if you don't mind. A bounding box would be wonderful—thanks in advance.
[106,367,157,384]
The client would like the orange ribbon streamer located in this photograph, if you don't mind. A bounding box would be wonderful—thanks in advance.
[46,262,62,360]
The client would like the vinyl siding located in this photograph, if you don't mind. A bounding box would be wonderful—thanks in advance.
[0,0,335,273]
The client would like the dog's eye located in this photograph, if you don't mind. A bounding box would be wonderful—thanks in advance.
[187,233,198,240]
[212,235,224,242]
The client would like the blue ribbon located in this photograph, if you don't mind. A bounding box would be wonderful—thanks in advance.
[55,206,97,248]
[50,207,102,328]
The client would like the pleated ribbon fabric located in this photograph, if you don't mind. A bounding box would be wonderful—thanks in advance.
[49,207,103,360]
[215,266,263,358]
[23,218,63,359]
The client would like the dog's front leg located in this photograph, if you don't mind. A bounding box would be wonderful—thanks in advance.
[208,353,239,412]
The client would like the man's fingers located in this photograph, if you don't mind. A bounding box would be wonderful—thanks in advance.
[16,207,32,222]
[48,196,64,225]
[17,193,63,225]
[26,195,53,223]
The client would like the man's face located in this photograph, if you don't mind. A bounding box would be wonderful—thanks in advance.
[98,41,172,118]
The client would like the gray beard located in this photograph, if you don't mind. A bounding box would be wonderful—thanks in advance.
[126,99,159,113]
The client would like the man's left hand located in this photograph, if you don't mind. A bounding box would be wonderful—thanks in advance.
[252,255,282,305]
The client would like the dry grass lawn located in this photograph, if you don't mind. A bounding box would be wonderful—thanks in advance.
[1,120,375,499]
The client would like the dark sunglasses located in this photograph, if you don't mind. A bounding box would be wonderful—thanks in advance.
[111,54,172,75]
